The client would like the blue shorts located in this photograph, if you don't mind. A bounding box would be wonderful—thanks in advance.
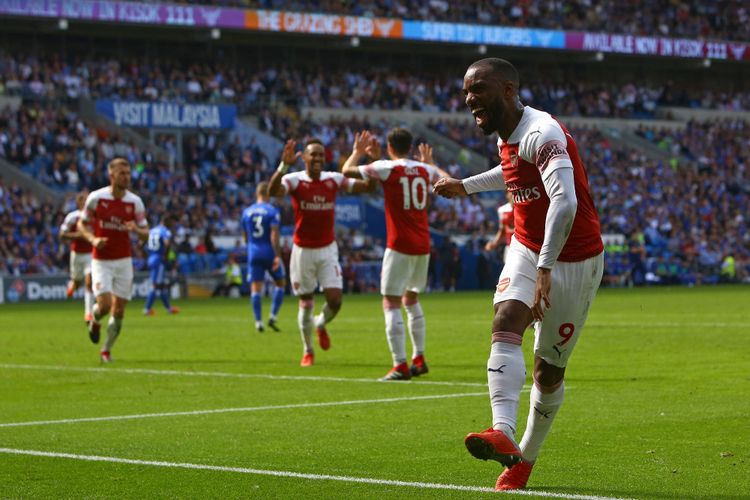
[149,260,168,286]
[248,256,285,283]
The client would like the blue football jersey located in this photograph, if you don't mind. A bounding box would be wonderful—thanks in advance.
[241,202,280,261]
[146,224,172,262]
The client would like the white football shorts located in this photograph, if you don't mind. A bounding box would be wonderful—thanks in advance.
[290,241,342,296]
[91,257,134,300]
[381,248,429,296]
[69,251,92,282]
[493,236,603,368]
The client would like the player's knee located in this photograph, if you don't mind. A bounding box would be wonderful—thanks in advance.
[534,362,565,393]
[401,293,418,307]
[492,300,532,334]
[299,298,314,310]
[382,296,401,310]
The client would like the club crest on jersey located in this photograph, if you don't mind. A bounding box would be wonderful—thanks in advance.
[497,277,510,293]
[325,179,335,189]
[126,206,133,214]
[101,200,109,208]
[510,152,519,168]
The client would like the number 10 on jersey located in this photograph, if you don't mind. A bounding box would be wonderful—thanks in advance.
[399,176,428,210]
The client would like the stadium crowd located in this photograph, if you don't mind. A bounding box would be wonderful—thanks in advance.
[168,0,750,42]
[3,54,749,116]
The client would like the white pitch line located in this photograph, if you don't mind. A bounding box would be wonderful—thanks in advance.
[0,363,488,387]
[0,392,489,428]
[0,447,633,500]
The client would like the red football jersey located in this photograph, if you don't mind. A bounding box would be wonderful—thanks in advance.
[497,202,514,246]
[360,159,440,255]
[60,209,93,254]
[82,187,147,260]
[498,106,603,262]
[282,171,352,248]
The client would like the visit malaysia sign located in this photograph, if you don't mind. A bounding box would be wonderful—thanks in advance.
[95,100,237,129]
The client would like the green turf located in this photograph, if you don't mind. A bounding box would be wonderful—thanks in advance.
[0,287,748,499]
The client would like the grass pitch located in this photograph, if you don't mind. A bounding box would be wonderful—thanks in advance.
[0,286,748,499]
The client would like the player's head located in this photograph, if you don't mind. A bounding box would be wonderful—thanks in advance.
[463,58,521,135]
[75,191,88,209]
[302,138,325,178]
[107,158,131,191]
[162,214,178,229]
[256,181,270,201]
[386,128,412,159]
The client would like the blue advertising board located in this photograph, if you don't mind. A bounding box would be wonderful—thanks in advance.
[402,21,564,48]
[95,100,237,129]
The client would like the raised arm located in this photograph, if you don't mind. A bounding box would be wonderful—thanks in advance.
[341,131,372,178]
[269,139,300,197]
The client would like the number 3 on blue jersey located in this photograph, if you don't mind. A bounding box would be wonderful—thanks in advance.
[252,215,264,238]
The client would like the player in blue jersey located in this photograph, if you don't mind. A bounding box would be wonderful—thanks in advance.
[242,181,286,332]
[144,214,180,316]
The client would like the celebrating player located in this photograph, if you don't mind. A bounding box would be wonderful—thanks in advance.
[485,191,515,263]
[143,214,180,316]
[59,191,94,322]
[241,181,286,332]
[341,128,448,381]
[268,138,373,367]
[77,158,149,363]
[434,58,604,490]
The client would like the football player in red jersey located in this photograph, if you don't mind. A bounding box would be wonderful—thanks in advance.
[269,138,373,367]
[59,191,94,322]
[342,128,449,381]
[434,58,604,491]
[78,158,149,363]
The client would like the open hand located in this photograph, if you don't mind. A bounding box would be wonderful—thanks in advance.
[281,139,301,166]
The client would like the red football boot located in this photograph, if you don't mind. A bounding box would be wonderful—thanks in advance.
[300,352,314,367]
[464,427,522,468]
[316,325,330,351]
[496,460,534,490]
[380,362,411,381]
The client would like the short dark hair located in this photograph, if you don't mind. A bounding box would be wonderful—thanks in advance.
[387,128,412,156]
[305,138,324,149]
[163,214,178,225]
[469,58,519,87]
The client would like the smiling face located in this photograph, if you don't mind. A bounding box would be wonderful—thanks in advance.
[463,64,516,136]
[303,142,325,179]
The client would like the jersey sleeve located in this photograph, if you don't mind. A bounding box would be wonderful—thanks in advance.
[330,172,354,192]
[134,195,148,227]
[60,212,77,232]
[281,173,298,193]
[271,209,281,228]
[520,121,572,180]
[81,193,98,223]
[358,160,391,182]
